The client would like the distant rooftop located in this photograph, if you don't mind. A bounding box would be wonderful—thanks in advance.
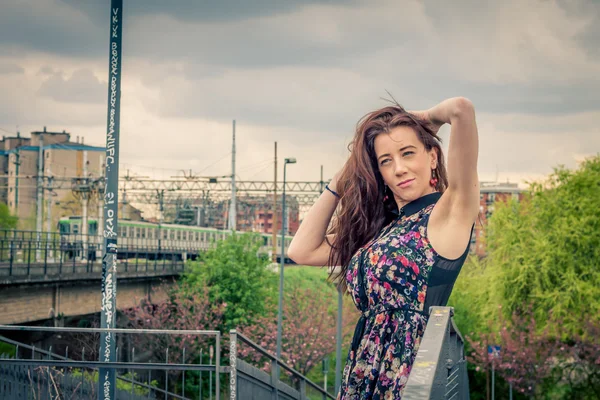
[480,181,524,193]
[30,126,71,138]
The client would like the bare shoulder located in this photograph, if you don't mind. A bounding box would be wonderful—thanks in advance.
[427,188,479,260]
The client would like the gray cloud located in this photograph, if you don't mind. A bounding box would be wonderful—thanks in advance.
[0,0,599,184]
[0,63,24,74]
[0,1,104,58]
[37,69,106,104]
[60,0,357,23]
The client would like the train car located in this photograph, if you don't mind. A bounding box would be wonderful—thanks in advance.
[57,216,294,262]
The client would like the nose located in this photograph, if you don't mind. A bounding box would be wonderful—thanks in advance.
[394,161,408,176]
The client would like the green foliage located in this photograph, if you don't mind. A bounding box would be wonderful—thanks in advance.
[447,156,600,397]
[448,256,496,337]
[184,232,277,332]
[485,156,600,336]
[0,341,16,358]
[0,202,17,229]
[286,266,358,393]
[70,369,157,396]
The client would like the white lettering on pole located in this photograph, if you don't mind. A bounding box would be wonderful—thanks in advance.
[106,39,118,169]
[104,207,116,238]
[104,370,111,399]
[104,192,115,205]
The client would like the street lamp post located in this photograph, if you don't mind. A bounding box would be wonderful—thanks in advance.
[276,157,296,383]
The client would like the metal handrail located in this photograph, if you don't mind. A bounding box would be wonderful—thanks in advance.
[0,325,222,400]
[0,334,193,399]
[403,306,470,400]
[230,329,335,399]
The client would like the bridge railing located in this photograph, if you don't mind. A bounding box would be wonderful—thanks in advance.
[0,229,205,258]
[229,329,335,400]
[0,325,223,400]
[403,306,470,400]
[0,230,188,280]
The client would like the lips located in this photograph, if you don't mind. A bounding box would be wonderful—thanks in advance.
[397,178,415,188]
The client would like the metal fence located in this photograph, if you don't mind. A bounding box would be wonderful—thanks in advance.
[0,325,222,400]
[0,230,188,280]
[403,306,470,400]
[229,330,335,400]
[1,309,469,399]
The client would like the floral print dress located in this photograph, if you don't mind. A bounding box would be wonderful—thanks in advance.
[338,192,470,400]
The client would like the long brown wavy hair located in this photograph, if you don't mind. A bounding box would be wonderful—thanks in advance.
[327,104,448,292]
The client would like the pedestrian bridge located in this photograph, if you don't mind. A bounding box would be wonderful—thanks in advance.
[0,230,184,325]
[0,228,470,398]
[0,306,468,399]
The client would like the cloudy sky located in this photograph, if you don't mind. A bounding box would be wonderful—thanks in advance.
[2,0,599,186]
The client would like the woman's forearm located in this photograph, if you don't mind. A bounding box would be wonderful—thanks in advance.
[287,177,340,260]
[427,97,474,125]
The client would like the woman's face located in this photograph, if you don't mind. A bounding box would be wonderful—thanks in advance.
[374,126,437,209]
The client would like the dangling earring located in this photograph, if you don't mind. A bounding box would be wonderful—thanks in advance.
[383,186,389,202]
[429,169,438,188]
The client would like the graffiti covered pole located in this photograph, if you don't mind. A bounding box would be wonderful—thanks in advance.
[98,1,122,399]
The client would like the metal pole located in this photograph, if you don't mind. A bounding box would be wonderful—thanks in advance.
[166,348,169,397]
[98,2,123,399]
[216,336,221,400]
[199,348,203,400]
[229,332,237,400]
[491,362,495,400]
[210,345,213,400]
[46,173,53,259]
[272,142,277,262]
[98,155,104,241]
[182,347,186,398]
[335,287,342,395]
[228,120,236,231]
[82,150,88,260]
[14,146,20,215]
[157,190,163,253]
[276,162,287,383]
[320,165,324,192]
[36,134,44,261]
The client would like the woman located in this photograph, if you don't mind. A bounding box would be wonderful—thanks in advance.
[288,97,479,399]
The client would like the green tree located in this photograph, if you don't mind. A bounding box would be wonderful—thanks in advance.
[184,232,278,332]
[447,156,600,398]
[0,202,17,229]
[483,155,600,336]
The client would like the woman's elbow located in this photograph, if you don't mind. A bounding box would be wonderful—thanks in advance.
[287,245,303,265]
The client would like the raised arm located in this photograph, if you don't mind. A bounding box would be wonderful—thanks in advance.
[287,172,340,266]
[412,97,480,259]
[428,97,480,221]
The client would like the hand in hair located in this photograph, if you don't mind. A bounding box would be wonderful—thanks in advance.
[407,109,444,135]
